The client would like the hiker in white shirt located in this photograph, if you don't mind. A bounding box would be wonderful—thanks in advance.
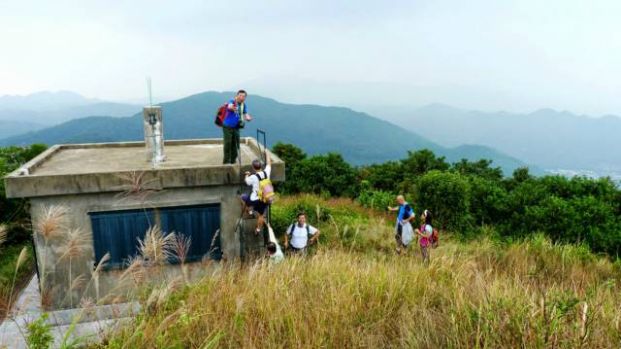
[241,152,272,235]
[267,242,284,264]
[266,224,284,264]
[284,212,320,254]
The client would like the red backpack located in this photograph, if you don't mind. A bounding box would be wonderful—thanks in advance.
[421,224,439,248]
[430,228,439,248]
[214,103,228,127]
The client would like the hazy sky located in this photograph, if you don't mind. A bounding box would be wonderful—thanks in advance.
[1,0,620,115]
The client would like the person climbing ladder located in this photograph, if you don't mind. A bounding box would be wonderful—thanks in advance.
[241,151,274,235]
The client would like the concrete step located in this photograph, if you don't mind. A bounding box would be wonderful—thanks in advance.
[0,317,133,349]
[1,274,140,349]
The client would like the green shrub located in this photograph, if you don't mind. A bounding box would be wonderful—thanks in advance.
[357,189,394,212]
[467,175,508,226]
[26,313,54,349]
[270,142,621,257]
[416,170,472,232]
[286,153,359,197]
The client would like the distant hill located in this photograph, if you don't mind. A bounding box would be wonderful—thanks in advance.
[0,91,140,128]
[0,92,533,174]
[378,104,621,175]
[0,91,98,110]
[0,102,141,125]
[0,120,45,139]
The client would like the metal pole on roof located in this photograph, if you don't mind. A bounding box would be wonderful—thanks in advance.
[146,76,153,107]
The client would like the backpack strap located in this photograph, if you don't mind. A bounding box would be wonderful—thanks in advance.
[254,171,266,181]
[288,224,312,238]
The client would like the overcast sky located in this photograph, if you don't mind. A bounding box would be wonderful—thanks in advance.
[1,0,620,115]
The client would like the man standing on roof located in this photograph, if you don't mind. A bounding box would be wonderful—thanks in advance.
[241,152,272,235]
[222,90,252,164]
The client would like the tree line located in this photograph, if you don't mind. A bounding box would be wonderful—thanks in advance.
[272,143,621,257]
[0,144,47,246]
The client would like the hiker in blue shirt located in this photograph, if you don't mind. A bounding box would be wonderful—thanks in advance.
[222,90,252,164]
[388,195,415,255]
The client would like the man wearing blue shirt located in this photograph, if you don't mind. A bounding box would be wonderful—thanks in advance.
[223,90,253,164]
[388,195,415,254]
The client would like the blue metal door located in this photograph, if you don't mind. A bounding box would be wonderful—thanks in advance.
[90,208,154,269]
[159,204,221,262]
[89,204,221,269]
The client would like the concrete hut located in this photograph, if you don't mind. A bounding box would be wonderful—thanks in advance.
[3,106,284,309]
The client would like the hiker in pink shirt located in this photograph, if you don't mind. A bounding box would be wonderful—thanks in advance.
[416,210,433,265]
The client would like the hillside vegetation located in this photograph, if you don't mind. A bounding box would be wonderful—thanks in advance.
[274,143,621,257]
[0,144,46,315]
[95,195,621,348]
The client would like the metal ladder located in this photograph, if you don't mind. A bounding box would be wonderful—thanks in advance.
[236,129,270,261]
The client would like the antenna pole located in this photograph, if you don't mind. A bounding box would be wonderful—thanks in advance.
[146,76,153,107]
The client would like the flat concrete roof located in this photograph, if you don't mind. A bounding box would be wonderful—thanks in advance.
[4,138,284,198]
[31,142,260,176]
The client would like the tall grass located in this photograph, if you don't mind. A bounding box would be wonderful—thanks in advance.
[95,240,621,348]
[94,195,621,348]
[33,205,69,301]
[0,224,6,246]
[4,195,620,347]
[0,243,34,318]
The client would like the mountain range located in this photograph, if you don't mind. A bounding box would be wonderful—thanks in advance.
[373,104,621,175]
[0,91,140,137]
[0,92,530,174]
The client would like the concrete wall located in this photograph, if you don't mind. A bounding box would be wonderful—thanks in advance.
[29,184,252,309]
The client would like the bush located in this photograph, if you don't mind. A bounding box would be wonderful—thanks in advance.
[359,161,404,192]
[1,144,48,241]
[467,176,508,226]
[416,170,472,232]
[272,142,307,194]
[26,313,54,349]
[401,149,450,176]
[452,158,503,181]
[357,188,394,212]
[287,153,359,197]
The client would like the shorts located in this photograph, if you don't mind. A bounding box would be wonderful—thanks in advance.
[241,194,268,215]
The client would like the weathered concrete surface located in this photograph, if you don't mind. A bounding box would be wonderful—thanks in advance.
[0,275,140,348]
[4,138,284,198]
[27,182,242,308]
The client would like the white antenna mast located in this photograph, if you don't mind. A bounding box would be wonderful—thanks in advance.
[146,76,153,107]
